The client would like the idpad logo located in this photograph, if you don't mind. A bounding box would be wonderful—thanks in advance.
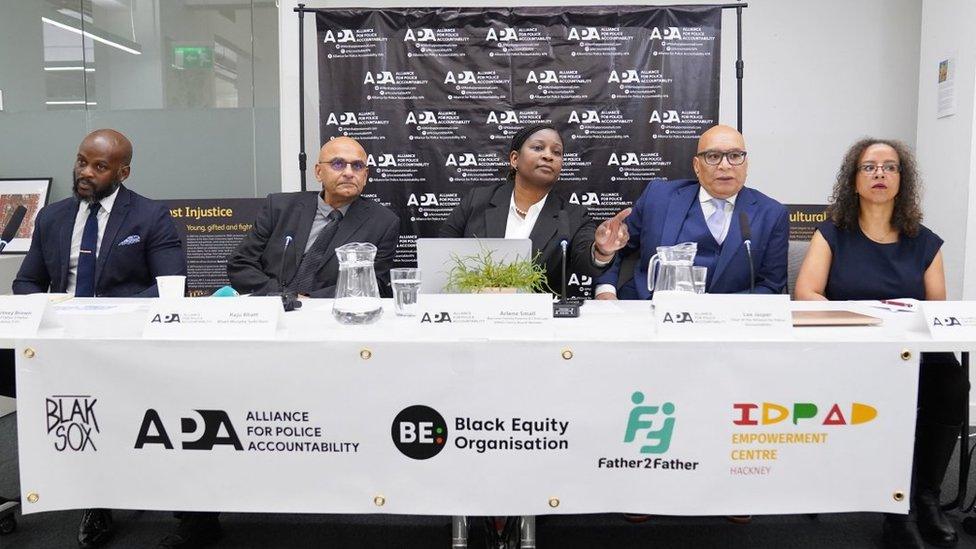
[392,405,448,459]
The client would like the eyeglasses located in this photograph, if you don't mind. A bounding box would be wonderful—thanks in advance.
[319,159,367,172]
[695,150,747,166]
[859,163,900,175]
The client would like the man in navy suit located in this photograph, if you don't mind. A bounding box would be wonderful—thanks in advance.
[13,129,185,298]
[595,125,789,299]
[11,129,185,549]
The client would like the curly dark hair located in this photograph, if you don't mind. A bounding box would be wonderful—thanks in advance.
[827,138,923,237]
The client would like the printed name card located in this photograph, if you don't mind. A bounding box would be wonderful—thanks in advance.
[143,297,281,340]
[416,293,552,339]
[652,292,793,340]
[922,301,976,341]
[0,294,54,338]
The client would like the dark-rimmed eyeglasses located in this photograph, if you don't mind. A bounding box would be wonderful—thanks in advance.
[695,150,747,166]
[319,159,367,172]
[859,163,900,175]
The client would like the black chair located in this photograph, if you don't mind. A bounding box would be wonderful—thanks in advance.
[0,348,20,535]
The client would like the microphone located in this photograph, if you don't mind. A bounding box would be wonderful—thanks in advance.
[0,205,27,253]
[278,234,301,311]
[738,211,755,294]
[553,212,580,318]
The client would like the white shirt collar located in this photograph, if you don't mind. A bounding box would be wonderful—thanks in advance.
[698,185,737,207]
[79,185,121,215]
[510,192,548,217]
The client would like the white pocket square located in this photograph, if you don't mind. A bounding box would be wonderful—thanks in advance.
[118,235,141,246]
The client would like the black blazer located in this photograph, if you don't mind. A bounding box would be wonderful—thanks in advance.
[12,185,186,297]
[439,182,609,294]
[228,192,400,298]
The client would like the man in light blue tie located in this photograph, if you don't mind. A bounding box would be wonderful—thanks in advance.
[594,124,789,299]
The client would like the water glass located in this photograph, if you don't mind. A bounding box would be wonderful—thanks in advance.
[692,266,707,294]
[391,268,421,317]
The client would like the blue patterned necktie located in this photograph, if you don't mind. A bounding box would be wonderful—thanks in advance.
[75,202,100,297]
[706,198,728,245]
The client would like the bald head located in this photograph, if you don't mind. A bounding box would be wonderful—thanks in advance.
[315,136,369,208]
[692,124,748,199]
[73,129,132,203]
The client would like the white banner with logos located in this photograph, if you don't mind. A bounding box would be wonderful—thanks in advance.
[16,339,917,515]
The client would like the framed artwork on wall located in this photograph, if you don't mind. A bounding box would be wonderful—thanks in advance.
[0,178,52,253]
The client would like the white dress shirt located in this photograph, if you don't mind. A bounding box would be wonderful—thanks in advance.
[504,192,548,239]
[66,187,120,294]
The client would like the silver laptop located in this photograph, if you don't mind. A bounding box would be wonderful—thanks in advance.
[416,238,533,294]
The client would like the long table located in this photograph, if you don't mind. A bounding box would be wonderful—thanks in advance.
[7,298,975,520]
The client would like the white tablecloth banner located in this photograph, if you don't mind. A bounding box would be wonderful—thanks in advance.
[16,339,918,515]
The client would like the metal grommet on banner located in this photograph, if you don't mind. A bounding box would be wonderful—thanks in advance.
[893,491,905,502]
[360,349,372,361]
[900,350,912,361]
[23,348,35,359]
[561,349,573,360]
[548,497,560,508]
[26,492,38,504]
[373,495,386,507]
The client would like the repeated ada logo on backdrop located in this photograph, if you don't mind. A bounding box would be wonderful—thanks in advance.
[46,394,100,452]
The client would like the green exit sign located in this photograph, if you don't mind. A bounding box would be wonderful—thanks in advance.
[174,46,213,70]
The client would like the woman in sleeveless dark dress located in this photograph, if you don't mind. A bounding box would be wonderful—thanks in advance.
[796,138,968,549]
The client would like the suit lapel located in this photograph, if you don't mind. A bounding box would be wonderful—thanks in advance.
[95,186,131,287]
[291,192,318,269]
[484,183,513,238]
[529,194,560,261]
[661,183,699,245]
[57,201,76,291]
[319,197,368,273]
[710,187,758,288]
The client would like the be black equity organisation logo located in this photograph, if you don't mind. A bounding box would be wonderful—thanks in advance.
[46,394,100,452]
[391,405,448,459]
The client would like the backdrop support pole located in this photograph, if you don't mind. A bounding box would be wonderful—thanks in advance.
[735,4,744,132]
[296,3,308,192]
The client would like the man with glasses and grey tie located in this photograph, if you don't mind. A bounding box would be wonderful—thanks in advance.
[228,136,399,299]
[594,124,789,300]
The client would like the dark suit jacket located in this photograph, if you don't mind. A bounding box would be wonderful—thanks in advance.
[439,182,610,294]
[227,192,400,298]
[12,185,186,297]
[596,179,789,299]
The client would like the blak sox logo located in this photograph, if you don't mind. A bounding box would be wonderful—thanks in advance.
[46,395,100,452]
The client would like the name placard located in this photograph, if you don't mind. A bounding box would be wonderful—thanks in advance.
[652,292,793,340]
[922,301,976,341]
[143,297,281,340]
[0,294,54,338]
[416,293,552,339]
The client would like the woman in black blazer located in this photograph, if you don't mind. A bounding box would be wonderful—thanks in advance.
[439,123,631,295]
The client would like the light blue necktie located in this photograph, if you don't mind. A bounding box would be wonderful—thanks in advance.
[706,198,728,245]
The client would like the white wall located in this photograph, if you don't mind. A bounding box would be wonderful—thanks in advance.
[279,0,923,207]
[917,0,976,300]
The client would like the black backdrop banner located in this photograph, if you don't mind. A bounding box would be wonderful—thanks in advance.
[316,6,722,297]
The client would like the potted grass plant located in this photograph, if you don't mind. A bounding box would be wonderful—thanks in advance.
[444,247,552,294]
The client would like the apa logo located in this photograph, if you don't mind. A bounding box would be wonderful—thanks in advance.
[391,405,448,460]
[732,402,878,426]
[649,26,682,41]
[567,273,593,286]
[407,193,440,207]
[420,312,452,323]
[485,27,519,42]
[150,313,180,323]
[134,409,243,451]
[444,70,477,84]
[46,395,100,452]
[624,391,675,454]
[445,153,477,167]
[526,70,558,84]
[404,27,436,42]
[569,192,601,206]
[486,110,520,125]
[366,154,396,168]
[608,153,640,166]
[661,312,694,323]
[567,27,601,41]
[405,111,438,125]
[322,29,356,43]
[649,110,681,124]
[567,110,600,124]
[608,69,641,84]
[325,112,359,126]
[363,71,396,85]
[933,317,962,327]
